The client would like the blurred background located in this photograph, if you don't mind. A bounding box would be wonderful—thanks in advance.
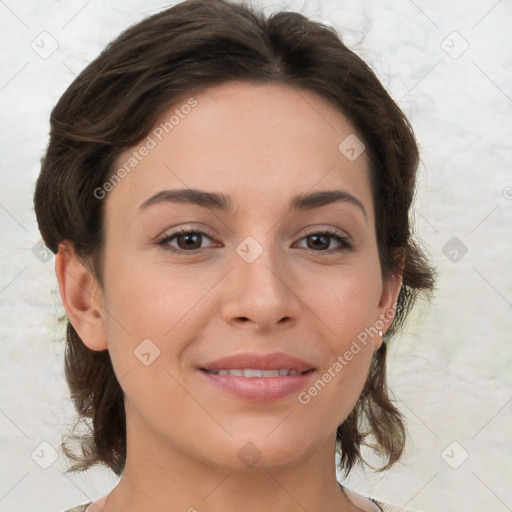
[0,0,511,511]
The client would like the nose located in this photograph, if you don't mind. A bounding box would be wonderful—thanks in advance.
[221,243,301,332]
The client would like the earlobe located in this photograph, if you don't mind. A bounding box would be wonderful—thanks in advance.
[55,242,108,351]
[374,268,404,351]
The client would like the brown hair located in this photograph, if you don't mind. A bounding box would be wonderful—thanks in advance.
[33,0,435,477]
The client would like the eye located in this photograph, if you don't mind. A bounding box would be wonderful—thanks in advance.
[157,228,219,253]
[295,228,352,252]
[157,227,352,254]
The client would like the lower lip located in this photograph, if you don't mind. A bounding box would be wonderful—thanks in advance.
[200,370,315,401]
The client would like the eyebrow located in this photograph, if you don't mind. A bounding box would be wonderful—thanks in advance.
[138,188,367,220]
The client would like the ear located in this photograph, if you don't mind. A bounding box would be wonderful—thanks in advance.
[55,242,108,351]
[374,249,404,351]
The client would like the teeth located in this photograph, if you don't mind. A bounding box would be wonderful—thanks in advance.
[244,369,269,378]
[209,368,301,377]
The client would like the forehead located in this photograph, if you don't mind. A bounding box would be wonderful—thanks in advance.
[165,81,359,160]
[105,81,373,219]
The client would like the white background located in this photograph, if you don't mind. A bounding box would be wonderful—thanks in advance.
[0,0,511,511]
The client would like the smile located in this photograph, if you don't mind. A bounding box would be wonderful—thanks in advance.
[199,352,316,401]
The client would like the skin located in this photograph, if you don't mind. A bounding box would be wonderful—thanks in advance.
[56,81,402,512]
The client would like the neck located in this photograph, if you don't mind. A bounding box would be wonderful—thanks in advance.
[100,407,358,512]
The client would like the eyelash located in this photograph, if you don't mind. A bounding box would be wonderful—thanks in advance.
[156,227,353,255]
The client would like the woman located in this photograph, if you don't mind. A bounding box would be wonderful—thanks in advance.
[33,1,435,510]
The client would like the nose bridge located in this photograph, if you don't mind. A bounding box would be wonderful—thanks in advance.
[222,234,299,329]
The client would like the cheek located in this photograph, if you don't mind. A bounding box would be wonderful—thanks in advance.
[104,252,216,335]
[297,260,382,343]
[100,255,220,384]
[297,330,375,432]
[293,263,380,420]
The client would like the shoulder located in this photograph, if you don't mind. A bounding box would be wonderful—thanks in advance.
[343,487,420,512]
[372,498,421,512]
[64,504,91,512]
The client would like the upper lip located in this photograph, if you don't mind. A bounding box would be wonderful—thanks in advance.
[200,352,315,373]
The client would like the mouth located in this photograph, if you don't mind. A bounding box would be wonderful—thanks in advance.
[199,352,316,401]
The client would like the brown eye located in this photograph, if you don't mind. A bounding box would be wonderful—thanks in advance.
[158,229,218,253]
[295,229,352,252]
[175,232,203,250]
[306,234,331,250]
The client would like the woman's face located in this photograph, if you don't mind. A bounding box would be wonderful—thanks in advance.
[92,81,400,471]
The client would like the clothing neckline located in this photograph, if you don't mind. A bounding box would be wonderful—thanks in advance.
[77,488,385,512]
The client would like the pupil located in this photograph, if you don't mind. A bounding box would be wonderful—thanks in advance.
[179,233,201,249]
[308,234,328,250]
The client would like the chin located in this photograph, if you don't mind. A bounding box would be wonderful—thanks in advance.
[200,428,320,473]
